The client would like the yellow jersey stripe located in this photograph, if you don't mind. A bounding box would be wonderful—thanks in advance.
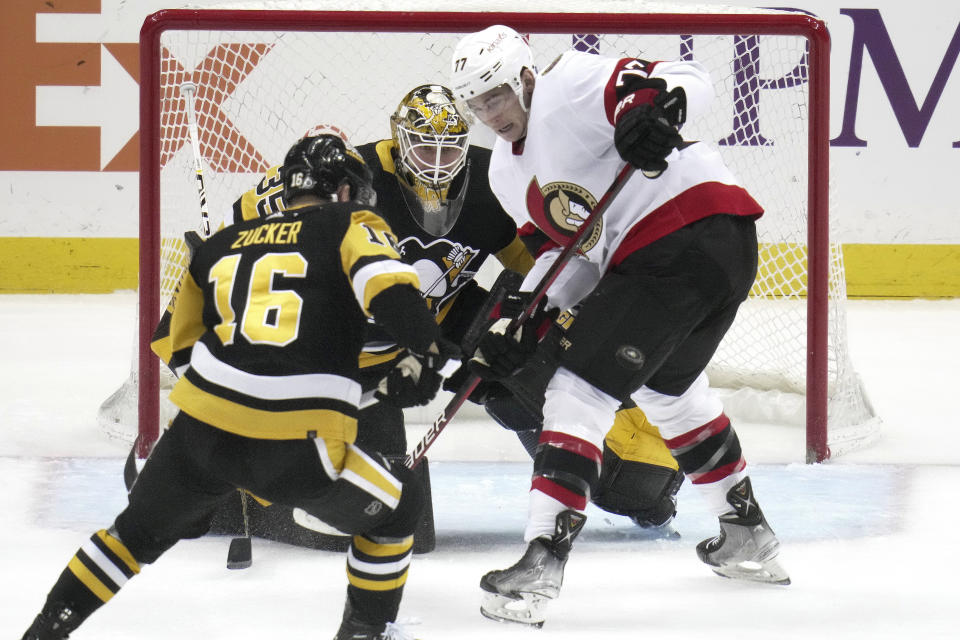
[495,234,536,275]
[94,530,140,575]
[347,549,412,575]
[359,347,403,368]
[342,447,403,507]
[352,535,413,557]
[347,571,408,592]
[67,557,115,603]
[170,377,358,441]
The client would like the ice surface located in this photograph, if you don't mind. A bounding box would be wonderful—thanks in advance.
[2,293,959,638]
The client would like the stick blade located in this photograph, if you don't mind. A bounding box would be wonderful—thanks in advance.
[226,537,252,570]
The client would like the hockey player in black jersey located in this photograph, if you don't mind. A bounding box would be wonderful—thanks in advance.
[228,87,535,425]
[213,85,686,553]
[21,133,456,640]
[217,87,535,553]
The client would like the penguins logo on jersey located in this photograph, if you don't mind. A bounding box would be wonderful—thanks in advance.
[525,177,603,253]
[397,236,479,309]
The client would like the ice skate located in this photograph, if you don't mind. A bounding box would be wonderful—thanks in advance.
[21,603,80,640]
[479,509,586,627]
[333,617,419,640]
[697,477,790,585]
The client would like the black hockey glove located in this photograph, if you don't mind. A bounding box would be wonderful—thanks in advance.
[442,359,510,405]
[183,230,204,260]
[613,86,687,175]
[376,339,461,408]
[469,292,554,381]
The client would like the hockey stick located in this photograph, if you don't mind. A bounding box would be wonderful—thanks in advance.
[226,491,253,570]
[404,163,637,469]
[179,81,212,238]
[120,85,210,473]
[179,80,254,569]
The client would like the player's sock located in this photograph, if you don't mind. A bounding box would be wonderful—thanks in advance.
[22,529,141,639]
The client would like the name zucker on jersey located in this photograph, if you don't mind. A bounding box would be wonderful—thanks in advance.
[230,220,303,248]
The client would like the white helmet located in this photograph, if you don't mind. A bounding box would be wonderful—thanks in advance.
[450,25,536,106]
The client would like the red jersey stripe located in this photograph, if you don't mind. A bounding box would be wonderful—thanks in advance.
[609,182,763,267]
[539,429,603,463]
[663,414,731,451]
[531,475,589,510]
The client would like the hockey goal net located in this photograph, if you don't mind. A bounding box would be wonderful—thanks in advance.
[100,3,879,462]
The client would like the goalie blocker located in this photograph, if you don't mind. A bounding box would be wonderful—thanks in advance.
[452,270,684,529]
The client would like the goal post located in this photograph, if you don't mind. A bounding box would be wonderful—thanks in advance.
[124,6,877,463]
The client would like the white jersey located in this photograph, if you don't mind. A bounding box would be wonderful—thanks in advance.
[488,51,762,282]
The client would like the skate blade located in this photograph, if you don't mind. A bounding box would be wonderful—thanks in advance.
[480,591,549,627]
[711,557,791,585]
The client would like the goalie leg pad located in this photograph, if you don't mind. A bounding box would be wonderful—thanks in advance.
[605,403,678,470]
[389,455,436,554]
[593,444,684,528]
[593,402,684,526]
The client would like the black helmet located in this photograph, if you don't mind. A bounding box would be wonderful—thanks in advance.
[282,133,377,207]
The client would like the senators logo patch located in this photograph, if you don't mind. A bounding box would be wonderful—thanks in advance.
[525,177,602,253]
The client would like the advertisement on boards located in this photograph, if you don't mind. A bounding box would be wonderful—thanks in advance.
[0,0,956,295]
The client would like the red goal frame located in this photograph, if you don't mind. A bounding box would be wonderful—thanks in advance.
[138,10,831,461]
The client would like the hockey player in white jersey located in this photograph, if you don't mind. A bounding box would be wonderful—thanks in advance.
[450,25,789,627]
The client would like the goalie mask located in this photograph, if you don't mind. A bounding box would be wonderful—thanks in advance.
[282,133,376,207]
[390,84,470,236]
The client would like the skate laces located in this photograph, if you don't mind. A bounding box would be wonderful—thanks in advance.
[382,617,421,640]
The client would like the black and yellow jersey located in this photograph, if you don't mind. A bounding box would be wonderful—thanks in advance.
[159,202,426,442]
[231,164,285,222]
[228,141,536,368]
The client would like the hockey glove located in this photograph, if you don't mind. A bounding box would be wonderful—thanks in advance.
[442,359,510,405]
[469,293,554,381]
[184,230,204,260]
[376,339,461,408]
[613,85,687,175]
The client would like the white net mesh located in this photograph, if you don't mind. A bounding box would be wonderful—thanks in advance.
[99,4,880,459]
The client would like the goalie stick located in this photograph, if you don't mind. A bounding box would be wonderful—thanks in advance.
[179,81,212,237]
[180,80,253,570]
[403,163,637,469]
[226,491,253,570]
